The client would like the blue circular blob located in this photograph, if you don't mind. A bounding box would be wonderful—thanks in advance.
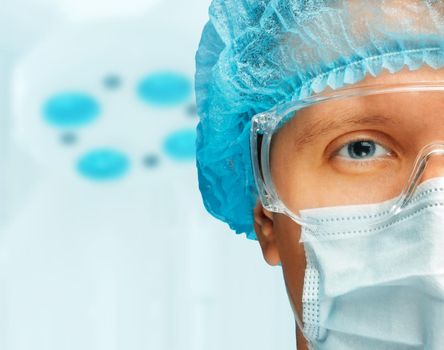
[163,129,196,161]
[77,148,130,181]
[43,92,100,128]
[137,71,191,106]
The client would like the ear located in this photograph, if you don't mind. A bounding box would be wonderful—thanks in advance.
[253,199,281,266]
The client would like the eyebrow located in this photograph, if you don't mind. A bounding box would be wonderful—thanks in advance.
[294,113,400,148]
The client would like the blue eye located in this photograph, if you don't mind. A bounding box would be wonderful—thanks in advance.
[337,140,391,160]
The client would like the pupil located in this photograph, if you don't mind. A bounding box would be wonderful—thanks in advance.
[348,141,375,159]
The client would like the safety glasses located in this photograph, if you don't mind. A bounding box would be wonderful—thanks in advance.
[251,81,444,228]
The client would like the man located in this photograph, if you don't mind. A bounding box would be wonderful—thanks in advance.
[195,1,444,349]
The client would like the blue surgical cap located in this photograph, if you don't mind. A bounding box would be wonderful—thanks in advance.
[195,0,444,240]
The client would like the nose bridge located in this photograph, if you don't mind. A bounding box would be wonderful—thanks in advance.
[396,143,444,212]
[420,151,444,182]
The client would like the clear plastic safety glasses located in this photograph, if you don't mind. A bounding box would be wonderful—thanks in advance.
[251,81,444,228]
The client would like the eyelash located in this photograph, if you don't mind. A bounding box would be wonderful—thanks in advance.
[332,139,393,163]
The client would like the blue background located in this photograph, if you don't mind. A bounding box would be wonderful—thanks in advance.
[0,0,295,349]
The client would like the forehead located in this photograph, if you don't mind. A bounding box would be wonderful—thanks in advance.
[276,67,444,149]
[293,66,444,120]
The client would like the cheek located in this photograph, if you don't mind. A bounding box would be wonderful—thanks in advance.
[274,214,306,318]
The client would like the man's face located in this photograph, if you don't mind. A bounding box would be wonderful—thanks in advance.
[253,65,444,349]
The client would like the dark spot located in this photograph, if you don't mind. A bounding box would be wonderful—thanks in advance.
[103,74,122,90]
[60,132,77,145]
[143,154,160,168]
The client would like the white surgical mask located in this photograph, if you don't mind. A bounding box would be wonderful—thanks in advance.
[294,176,444,350]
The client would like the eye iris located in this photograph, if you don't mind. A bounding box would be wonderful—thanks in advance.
[347,141,375,159]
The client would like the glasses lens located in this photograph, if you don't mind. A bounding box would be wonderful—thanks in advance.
[267,90,444,217]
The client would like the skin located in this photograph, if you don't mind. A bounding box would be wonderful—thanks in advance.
[253,65,444,350]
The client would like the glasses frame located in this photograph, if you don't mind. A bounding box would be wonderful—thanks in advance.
[250,81,444,228]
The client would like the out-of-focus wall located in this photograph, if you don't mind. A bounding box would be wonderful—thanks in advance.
[0,1,296,349]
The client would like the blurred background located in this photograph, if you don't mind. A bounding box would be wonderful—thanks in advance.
[0,0,295,349]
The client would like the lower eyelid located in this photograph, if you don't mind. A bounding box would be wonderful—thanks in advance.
[334,155,391,163]
[330,156,396,174]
